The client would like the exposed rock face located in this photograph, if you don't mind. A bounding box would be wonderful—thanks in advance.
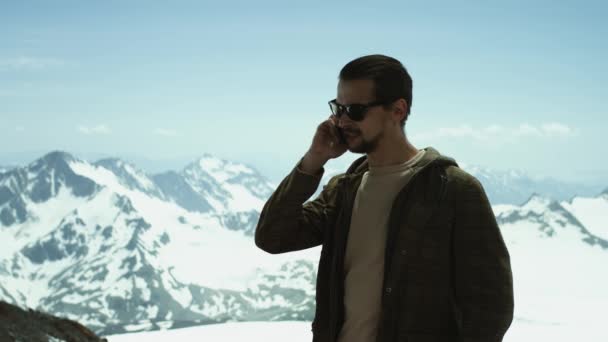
[0,301,107,342]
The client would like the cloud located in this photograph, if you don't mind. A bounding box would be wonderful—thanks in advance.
[15,126,25,132]
[153,128,178,137]
[0,57,65,71]
[412,122,577,142]
[514,122,577,137]
[514,123,541,137]
[540,122,575,136]
[78,124,111,135]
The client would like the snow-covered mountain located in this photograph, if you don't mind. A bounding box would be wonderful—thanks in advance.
[459,162,602,205]
[94,158,165,199]
[560,189,608,240]
[494,192,608,248]
[308,160,603,206]
[491,192,608,333]
[0,151,98,242]
[0,150,606,337]
[0,151,318,335]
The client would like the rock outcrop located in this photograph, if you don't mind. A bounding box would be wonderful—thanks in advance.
[0,301,107,342]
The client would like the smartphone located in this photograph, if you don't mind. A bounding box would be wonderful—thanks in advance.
[336,126,347,145]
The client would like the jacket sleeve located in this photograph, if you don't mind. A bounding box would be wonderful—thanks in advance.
[254,157,342,254]
[450,174,514,342]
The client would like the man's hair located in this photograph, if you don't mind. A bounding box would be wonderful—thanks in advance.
[339,54,413,130]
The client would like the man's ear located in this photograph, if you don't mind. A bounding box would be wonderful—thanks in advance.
[393,99,408,123]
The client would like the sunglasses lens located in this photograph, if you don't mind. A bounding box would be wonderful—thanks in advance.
[347,105,365,121]
[329,101,340,116]
[329,101,365,121]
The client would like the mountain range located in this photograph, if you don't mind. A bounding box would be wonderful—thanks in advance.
[0,150,606,336]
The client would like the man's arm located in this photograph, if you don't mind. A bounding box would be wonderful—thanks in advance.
[451,173,514,342]
[254,157,341,254]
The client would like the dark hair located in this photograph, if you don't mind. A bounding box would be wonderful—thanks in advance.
[339,54,413,129]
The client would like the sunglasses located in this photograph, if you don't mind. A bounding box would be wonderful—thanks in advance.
[328,98,395,121]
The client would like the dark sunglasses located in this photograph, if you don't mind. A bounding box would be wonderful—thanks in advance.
[328,98,395,121]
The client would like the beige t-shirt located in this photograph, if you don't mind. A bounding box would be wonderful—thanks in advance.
[337,149,426,342]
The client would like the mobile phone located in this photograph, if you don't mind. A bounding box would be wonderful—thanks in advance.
[336,126,347,145]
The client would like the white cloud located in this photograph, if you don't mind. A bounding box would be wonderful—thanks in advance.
[412,122,577,141]
[514,122,577,137]
[540,122,575,136]
[0,57,65,71]
[153,128,178,137]
[514,123,542,137]
[78,124,111,135]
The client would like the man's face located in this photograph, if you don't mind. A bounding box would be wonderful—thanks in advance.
[336,79,387,154]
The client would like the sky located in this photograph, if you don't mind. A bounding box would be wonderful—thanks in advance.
[0,0,606,185]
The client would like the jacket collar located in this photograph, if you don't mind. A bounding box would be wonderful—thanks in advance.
[343,146,458,178]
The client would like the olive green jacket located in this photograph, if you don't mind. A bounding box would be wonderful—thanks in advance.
[255,147,514,342]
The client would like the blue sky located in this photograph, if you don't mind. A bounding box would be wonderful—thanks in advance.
[0,0,606,185]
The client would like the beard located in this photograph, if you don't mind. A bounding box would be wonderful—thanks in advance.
[346,129,384,154]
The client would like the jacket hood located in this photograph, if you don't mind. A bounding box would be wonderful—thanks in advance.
[344,146,459,175]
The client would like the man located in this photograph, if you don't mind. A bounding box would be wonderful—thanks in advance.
[255,54,514,342]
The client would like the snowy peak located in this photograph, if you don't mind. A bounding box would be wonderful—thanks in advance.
[94,158,163,198]
[151,171,214,213]
[185,154,273,194]
[521,192,553,211]
[189,153,257,183]
[34,150,77,166]
[21,150,97,201]
[496,192,608,250]
[497,193,580,232]
[0,151,98,227]
[560,192,608,241]
[180,154,274,213]
[498,192,582,229]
